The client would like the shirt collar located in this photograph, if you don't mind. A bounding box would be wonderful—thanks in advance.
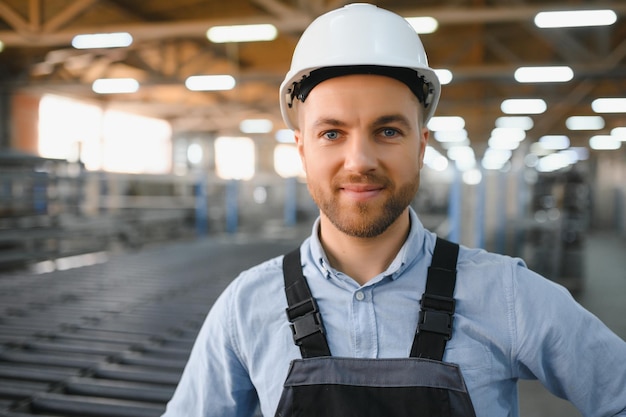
[307,207,427,282]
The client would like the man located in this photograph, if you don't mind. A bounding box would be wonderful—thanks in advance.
[162,4,626,416]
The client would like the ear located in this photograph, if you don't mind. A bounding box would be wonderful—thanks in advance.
[418,127,429,170]
[294,129,307,171]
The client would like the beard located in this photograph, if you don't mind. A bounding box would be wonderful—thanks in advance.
[309,172,420,238]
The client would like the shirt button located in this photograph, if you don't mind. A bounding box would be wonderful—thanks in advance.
[355,291,365,301]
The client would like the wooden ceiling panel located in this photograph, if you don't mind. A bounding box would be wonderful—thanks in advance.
[0,0,623,145]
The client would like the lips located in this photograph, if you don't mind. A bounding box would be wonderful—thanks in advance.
[340,183,385,201]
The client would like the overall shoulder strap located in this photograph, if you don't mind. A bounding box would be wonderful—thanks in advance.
[410,237,460,360]
[282,248,331,358]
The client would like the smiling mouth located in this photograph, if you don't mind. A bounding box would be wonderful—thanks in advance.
[340,184,385,201]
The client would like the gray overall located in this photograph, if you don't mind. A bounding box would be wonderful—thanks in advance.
[275,238,477,417]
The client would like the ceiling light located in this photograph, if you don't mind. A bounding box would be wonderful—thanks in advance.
[428,116,465,131]
[611,127,626,141]
[207,24,277,43]
[240,119,273,134]
[463,169,482,185]
[434,69,453,85]
[539,135,570,150]
[537,153,571,173]
[185,75,236,91]
[447,146,475,162]
[592,98,626,113]
[482,148,512,170]
[424,146,449,171]
[92,78,139,94]
[405,17,439,34]
[488,136,521,151]
[0,40,4,53]
[434,129,468,143]
[490,127,526,142]
[72,32,133,49]
[275,129,295,143]
[514,66,573,83]
[589,135,621,150]
[495,116,534,130]
[534,9,617,28]
[565,116,605,130]
[501,99,547,115]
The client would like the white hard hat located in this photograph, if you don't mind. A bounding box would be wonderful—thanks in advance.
[279,3,441,130]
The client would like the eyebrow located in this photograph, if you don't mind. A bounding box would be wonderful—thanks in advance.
[311,117,345,130]
[311,114,413,130]
[371,114,413,130]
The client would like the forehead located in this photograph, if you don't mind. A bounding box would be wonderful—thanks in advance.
[297,74,421,127]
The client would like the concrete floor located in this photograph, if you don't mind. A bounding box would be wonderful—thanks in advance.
[0,225,624,416]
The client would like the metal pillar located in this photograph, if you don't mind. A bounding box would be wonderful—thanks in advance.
[284,176,297,227]
[225,179,239,234]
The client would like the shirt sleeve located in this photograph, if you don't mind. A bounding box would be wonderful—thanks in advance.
[161,279,258,417]
[511,263,626,416]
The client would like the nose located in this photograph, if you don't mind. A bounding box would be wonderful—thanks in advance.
[343,134,377,174]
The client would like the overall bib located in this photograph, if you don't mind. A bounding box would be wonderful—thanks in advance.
[275,238,477,417]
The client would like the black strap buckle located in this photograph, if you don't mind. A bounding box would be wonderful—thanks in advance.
[418,293,455,340]
[286,298,325,346]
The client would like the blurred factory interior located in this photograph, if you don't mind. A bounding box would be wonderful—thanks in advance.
[0,0,625,416]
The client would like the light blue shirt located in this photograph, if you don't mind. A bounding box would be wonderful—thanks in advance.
[163,208,626,417]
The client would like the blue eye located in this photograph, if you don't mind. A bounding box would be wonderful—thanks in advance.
[324,131,339,140]
[381,128,399,137]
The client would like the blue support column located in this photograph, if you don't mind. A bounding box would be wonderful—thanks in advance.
[194,173,208,236]
[474,168,486,249]
[226,179,239,234]
[447,167,462,243]
[284,176,297,227]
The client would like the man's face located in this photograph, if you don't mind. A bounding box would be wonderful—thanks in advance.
[295,74,429,238]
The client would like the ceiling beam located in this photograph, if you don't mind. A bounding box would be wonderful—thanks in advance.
[1,3,626,47]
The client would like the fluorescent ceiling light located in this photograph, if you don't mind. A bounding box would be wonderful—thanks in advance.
[434,69,453,85]
[534,9,617,28]
[501,99,547,115]
[207,24,277,43]
[592,98,626,113]
[490,127,526,142]
[611,127,626,140]
[566,116,605,131]
[589,135,621,150]
[482,148,512,170]
[463,169,482,185]
[539,135,570,150]
[514,66,573,83]
[240,119,273,134]
[275,129,295,143]
[185,75,236,91]
[537,153,572,173]
[405,16,439,34]
[495,116,534,130]
[447,145,475,162]
[424,146,449,171]
[72,32,133,49]
[428,116,465,131]
[488,136,520,151]
[434,129,467,143]
[92,78,139,94]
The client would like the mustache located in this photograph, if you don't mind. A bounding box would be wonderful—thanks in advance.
[333,173,392,188]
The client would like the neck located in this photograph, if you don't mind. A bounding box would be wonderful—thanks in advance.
[319,208,411,286]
